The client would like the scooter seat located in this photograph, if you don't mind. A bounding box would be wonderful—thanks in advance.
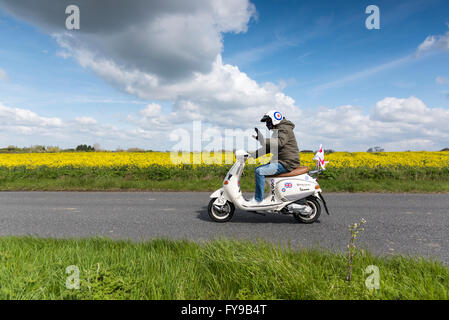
[267,166,310,178]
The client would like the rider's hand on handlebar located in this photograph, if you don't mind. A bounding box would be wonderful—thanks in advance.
[252,128,265,143]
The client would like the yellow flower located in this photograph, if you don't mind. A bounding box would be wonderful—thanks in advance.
[0,151,447,169]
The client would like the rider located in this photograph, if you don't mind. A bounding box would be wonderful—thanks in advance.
[249,110,301,204]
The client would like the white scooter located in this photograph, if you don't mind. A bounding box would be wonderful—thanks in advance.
[208,146,330,223]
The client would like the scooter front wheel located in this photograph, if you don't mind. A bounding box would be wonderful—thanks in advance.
[208,198,235,223]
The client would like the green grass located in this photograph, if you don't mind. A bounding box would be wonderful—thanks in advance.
[0,237,447,300]
[0,165,448,192]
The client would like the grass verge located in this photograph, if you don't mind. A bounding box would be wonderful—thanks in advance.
[0,237,447,300]
[0,165,448,192]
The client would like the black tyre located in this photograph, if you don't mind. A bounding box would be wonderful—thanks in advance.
[293,197,321,224]
[208,198,235,223]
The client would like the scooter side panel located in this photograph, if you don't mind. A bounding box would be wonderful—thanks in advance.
[271,175,317,202]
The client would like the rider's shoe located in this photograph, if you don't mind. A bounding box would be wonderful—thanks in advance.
[247,197,262,206]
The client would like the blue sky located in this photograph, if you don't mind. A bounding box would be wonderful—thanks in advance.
[222,0,449,109]
[0,0,448,151]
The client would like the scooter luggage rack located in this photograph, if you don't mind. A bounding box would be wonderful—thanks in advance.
[309,162,325,176]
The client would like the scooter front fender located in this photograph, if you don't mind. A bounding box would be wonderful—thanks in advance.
[210,188,224,199]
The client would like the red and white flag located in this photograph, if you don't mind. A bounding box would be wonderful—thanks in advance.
[313,144,329,170]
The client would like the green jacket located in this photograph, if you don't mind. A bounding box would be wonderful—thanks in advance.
[254,119,301,172]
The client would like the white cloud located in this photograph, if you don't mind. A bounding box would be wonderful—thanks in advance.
[139,103,162,118]
[0,68,7,81]
[122,96,449,152]
[0,102,62,127]
[80,52,300,129]
[0,0,299,130]
[370,96,436,124]
[0,101,162,149]
[436,76,449,85]
[75,117,97,125]
[417,31,449,56]
[296,96,449,151]
[1,95,448,151]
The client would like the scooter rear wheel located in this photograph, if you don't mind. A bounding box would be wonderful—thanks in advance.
[293,197,321,224]
[208,198,235,223]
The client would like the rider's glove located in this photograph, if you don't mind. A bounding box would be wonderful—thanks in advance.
[252,128,265,145]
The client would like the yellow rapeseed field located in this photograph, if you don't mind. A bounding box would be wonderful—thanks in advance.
[0,151,448,168]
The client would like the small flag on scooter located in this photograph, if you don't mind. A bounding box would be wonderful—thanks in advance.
[313,144,329,170]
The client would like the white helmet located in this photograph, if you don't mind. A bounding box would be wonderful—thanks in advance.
[261,110,283,126]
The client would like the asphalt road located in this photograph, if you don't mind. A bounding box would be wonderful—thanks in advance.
[0,192,448,264]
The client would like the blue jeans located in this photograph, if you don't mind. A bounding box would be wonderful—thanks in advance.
[254,163,288,202]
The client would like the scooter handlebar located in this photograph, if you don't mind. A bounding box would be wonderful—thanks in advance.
[235,149,250,159]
